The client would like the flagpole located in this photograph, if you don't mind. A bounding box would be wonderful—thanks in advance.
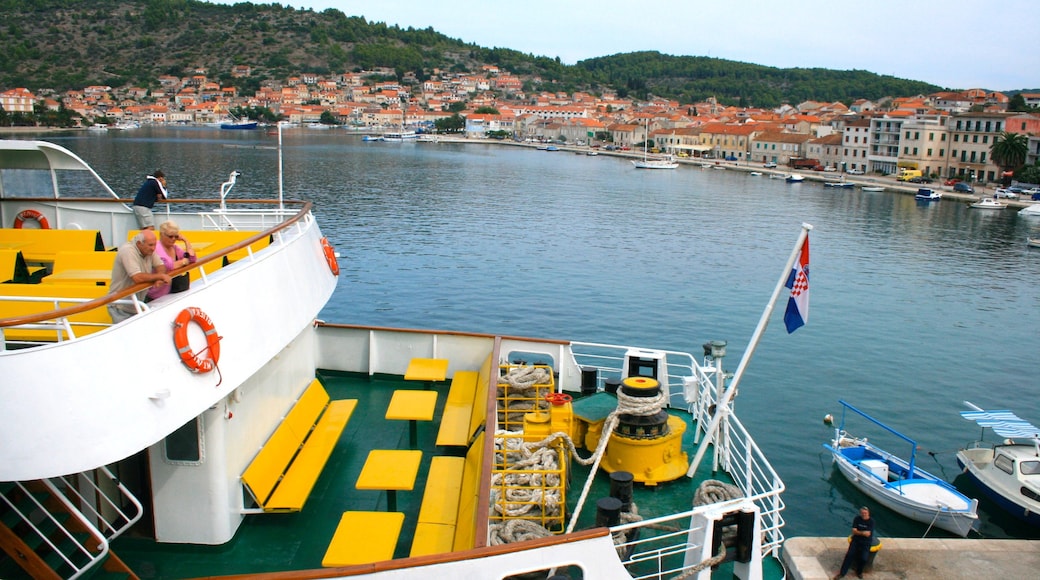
[686,222,813,478]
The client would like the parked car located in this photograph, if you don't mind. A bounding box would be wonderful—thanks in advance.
[823,166,838,172]
[847,168,865,175]
[994,188,1019,199]
[952,182,974,193]
[944,178,962,186]
[910,176,934,184]
[763,162,777,168]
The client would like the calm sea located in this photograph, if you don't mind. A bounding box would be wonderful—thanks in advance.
[32,126,1040,540]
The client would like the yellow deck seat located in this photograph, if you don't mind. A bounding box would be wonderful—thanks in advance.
[241,379,356,512]
[323,511,404,567]
[0,229,104,262]
[410,432,486,557]
[0,283,111,341]
[436,371,479,447]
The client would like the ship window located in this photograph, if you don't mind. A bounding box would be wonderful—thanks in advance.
[1023,487,1040,502]
[994,453,1014,475]
[1021,460,1040,475]
[164,417,204,464]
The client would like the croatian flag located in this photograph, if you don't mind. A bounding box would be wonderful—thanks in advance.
[784,236,810,333]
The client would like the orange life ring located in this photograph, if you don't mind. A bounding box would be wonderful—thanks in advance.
[321,237,339,276]
[13,209,50,229]
[173,307,221,373]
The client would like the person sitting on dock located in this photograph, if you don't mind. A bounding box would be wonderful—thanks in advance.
[107,230,170,323]
[132,170,167,230]
[834,506,874,579]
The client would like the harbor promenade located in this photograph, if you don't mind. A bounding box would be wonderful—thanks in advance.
[783,536,1040,579]
[423,135,1033,208]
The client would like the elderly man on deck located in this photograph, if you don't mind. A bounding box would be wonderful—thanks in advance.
[107,230,171,323]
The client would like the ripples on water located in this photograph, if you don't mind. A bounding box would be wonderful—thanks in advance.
[45,127,1040,539]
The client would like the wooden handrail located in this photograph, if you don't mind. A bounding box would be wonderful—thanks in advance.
[0,199,312,329]
[203,528,611,579]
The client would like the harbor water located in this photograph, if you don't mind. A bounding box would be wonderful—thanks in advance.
[30,126,1040,541]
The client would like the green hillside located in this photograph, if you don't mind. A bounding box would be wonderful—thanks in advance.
[0,0,943,106]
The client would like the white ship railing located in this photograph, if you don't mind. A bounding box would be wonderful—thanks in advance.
[570,341,786,560]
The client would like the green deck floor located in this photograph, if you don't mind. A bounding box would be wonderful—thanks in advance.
[108,371,774,580]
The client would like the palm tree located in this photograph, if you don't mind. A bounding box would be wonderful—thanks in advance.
[990,131,1029,182]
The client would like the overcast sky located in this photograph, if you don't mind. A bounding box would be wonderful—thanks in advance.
[209,0,1039,91]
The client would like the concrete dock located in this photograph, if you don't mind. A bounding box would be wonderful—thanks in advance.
[783,537,1040,579]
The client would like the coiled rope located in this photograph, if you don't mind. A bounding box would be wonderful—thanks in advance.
[497,366,554,426]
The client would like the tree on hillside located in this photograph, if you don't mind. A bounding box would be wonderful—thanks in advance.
[991,132,1029,183]
[1008,93,1030,112]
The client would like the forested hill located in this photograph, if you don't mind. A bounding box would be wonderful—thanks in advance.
[0,0,944,107]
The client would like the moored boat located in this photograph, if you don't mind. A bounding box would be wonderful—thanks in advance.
[824,401,980,537]
[957,404,1040,527]
[861,186,885,192]
[1018,204,1040,217]
[0,139,789,579]
[915,188,942,200]
[786,174,804,183]
[382,129,418,141]
[965,198,1006,209]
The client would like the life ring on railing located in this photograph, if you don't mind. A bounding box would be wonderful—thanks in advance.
[545,392,573,406]
[13,209,50,229]
[321,237,340,276]
[173,307,221,373]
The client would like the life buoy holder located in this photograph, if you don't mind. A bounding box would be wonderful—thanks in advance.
[13,209,50,229]
[173,307,221,373]
[545,392,573,406]
[321,237,339,276]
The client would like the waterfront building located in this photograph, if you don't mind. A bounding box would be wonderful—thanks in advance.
[867,114,910,175]
[805,133,843,171]
[841,119,871,173]
[946,111,1013,183]
[751,131,810,165]
[895,116,949,178]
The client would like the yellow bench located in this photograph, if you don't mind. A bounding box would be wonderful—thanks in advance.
[0,283,111,342]
[241,379,357,512]
[0,229,104,263]
[323,511,404,567]
[39,251,118,286]
[436,355,493,447]
[410,431,485,556]
[50,250,117,274]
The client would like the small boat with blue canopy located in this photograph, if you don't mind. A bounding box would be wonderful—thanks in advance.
[824,400,979,537]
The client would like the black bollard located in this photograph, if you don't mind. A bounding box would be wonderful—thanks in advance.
[580,366,598,396]
[595,496,623,528]
[604,377,621,394]
[609,471,635,512]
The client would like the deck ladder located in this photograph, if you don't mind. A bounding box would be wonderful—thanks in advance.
[0,466,143,579]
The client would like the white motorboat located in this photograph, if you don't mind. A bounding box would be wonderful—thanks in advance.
[1018,204,1040,216]
[1028,237,1040,248]
[970,197,1007,210]
[382,129,418,141]
[861,186,885,192]
[915,188,942,200]
[824,401,979,537]
[786,174,805,183]
[957,405,1040,528]
[749,171,762,176]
